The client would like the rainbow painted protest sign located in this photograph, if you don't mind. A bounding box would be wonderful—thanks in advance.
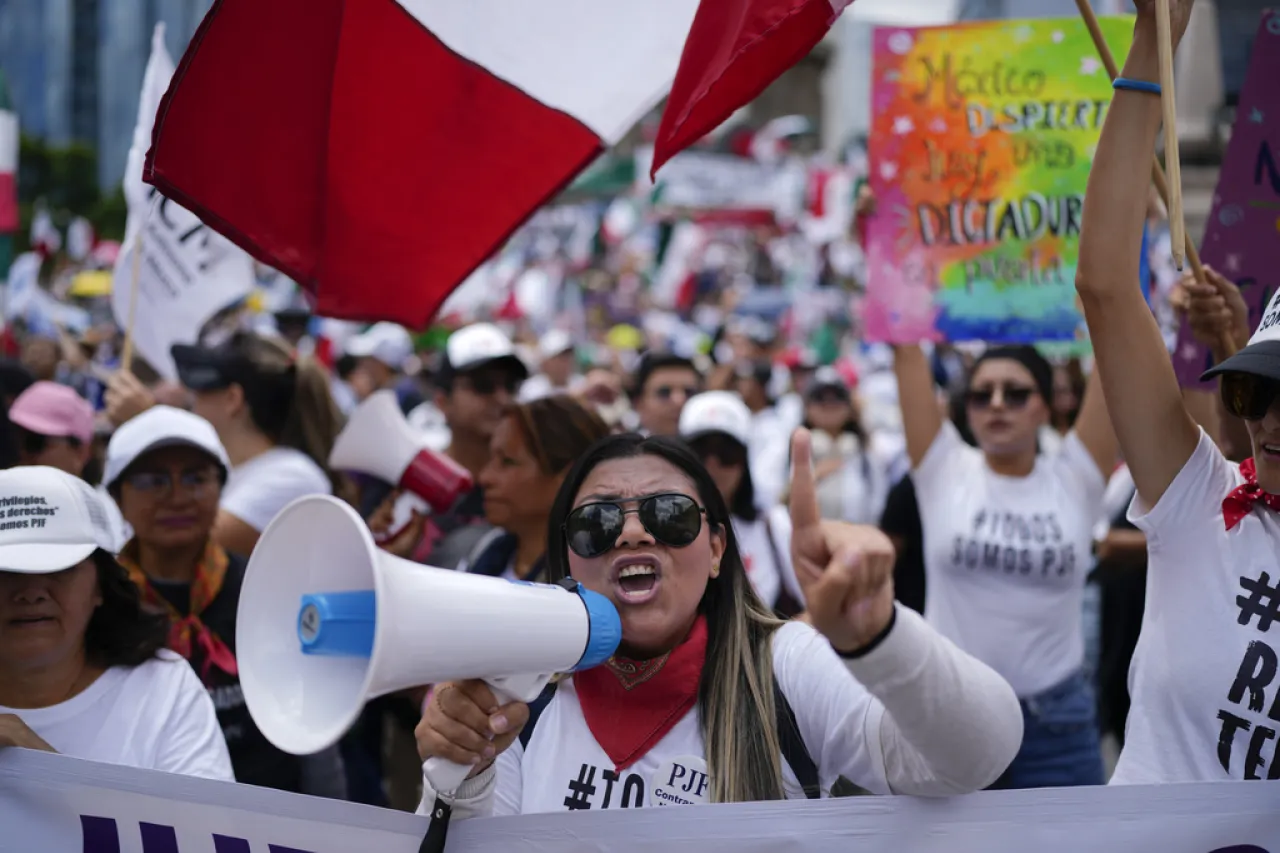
[865,18,1134,344]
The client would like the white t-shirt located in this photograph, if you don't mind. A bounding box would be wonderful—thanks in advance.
[1112,430,1280,784]
[732,506,794,610]
[220,447,332,532]
[1,650,233,780]
[420,607,1024,818]
[913,421,1105,698]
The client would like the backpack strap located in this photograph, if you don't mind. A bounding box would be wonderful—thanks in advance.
[773,677,821,799]
[518,681,559,750]
[512,677,818,798]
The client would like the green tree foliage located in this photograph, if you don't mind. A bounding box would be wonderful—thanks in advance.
[13,134,127,252]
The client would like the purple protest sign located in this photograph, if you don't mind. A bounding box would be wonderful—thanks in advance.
[1172,9,1280,388]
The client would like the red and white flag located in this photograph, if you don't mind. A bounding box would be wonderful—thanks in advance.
[146,0,698,327]
[652,0,852,177]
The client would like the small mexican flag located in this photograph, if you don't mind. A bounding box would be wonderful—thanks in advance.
[0,71,17,233]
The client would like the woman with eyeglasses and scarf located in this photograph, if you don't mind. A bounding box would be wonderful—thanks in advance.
[1077,0,1279,784]
[413,428,1021,817]
[891,339,1118,788]
[103,406,324,794]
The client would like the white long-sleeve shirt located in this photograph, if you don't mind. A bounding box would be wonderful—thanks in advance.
[417,606,1022,817]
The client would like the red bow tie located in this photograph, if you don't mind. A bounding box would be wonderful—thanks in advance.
[1223,458,1280,530]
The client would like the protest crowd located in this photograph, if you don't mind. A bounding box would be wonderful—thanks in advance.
[1,0,1278,847]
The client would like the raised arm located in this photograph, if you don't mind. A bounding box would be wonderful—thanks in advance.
[892,344,944,468]
[1072,364,1120,480]
[1074,1,1198,509]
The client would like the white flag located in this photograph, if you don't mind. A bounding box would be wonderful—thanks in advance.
[112,23,253,380]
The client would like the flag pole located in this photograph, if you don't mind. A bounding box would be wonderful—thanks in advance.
[119,226,143,373]
[1153,0,1186,272]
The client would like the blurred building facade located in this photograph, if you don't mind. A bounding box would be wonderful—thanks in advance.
[0,0,211,188]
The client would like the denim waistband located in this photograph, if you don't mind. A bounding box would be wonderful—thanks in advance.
[1019,669,1089,711]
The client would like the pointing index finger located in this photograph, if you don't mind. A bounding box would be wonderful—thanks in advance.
[789,427,821,532]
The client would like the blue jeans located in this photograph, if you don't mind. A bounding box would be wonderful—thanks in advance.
[990,671,1105,790]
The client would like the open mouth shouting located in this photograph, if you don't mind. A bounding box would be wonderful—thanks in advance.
[612,555,662,605]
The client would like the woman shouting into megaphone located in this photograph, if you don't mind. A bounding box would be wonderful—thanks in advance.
[415,428,1022,816]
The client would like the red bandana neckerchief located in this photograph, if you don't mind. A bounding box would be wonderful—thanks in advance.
[1223,458,1280,530]
[572,615,708,772]
[120,539,239,683]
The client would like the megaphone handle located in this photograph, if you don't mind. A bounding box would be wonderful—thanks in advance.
[421,673,551,799]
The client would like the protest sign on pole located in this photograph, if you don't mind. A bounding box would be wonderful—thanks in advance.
[112,24,254,380]
[4,750,1279,853]
[1172,9,1280,389]
[864,17,1134,345]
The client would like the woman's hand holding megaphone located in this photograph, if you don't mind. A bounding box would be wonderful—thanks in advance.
[788,428,897,654]
[416,681,531,777]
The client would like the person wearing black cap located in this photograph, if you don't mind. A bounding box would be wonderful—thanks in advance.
[799,367,890,526]
[892,337,1118,789]
[170,332,344,557]
[1076,0,1279,785]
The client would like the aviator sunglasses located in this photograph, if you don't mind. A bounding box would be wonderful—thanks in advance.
[1221,373,1280,421]
[563,493,706,558]
[965,383,1037,410]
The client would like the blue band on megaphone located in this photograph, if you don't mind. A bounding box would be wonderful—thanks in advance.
[297,591,376,657]
[573,586,622,670]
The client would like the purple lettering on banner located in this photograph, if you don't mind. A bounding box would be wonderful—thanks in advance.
[214,836,251,853]
[140,823,180,853]
[1172,9,1280,388]
[80,816,121,853]
[1208,847,1271,853]
[268,846,319,853]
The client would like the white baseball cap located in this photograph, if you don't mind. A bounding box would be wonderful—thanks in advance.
[539,329,575,360]
[345,322,414,371]
[443,323,529,379]
[679,391,752,447]
[0,466,119,574]
[104,406,230,489]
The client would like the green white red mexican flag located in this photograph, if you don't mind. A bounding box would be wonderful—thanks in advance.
[0,71,18,233]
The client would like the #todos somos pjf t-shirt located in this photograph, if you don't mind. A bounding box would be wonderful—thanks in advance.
[0,650,233,779]
[1114,430,1280,784]
[913,421,1105,698]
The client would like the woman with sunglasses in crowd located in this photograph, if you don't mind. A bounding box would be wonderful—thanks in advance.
[413,428,1021,817]
[679,391,803,615]
[1078,0,1276,784]
[892,337,1117,788]
[0,466,231,779]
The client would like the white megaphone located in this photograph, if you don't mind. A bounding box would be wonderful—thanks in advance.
[329,389,473,515]
[236,494,621,796]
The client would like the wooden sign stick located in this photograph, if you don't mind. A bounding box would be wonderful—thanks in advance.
[1153,0,1186,271]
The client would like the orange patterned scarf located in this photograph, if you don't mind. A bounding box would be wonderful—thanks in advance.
[120,539,238,682]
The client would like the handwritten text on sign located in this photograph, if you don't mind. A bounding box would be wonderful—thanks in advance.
[1173,10,1280,388]
[864,18,1134,345]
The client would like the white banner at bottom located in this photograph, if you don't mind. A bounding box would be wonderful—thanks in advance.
[2,750,1277,853]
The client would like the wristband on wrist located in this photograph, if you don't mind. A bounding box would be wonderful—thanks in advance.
[1113,77,1161,96]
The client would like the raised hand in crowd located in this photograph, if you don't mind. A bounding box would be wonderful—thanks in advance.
[787,427,896,652]
[0,713,56,753]
[104,369,156,428]
[367,490,428,559]
[414,681,531,778]
[1184,265,1250,357]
